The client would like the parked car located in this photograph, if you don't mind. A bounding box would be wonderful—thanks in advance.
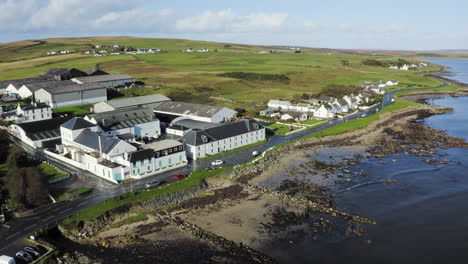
[174,173,186,180]
[144,180,161,189]
[360,113,367,118]
[252,151,260,157]
[24,246,41,257]
[15,251,32,262]
[211,160,223,166]
[0,255,16,264]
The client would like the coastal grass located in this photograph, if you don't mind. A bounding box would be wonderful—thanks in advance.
[51,188,92,201]
[198,140,267,161]
[39,162,68,181]
[61,167,229,228]
[267,123,300,135]
[395,84,467,97]
[52,103,95,115]
[109,211,149,228]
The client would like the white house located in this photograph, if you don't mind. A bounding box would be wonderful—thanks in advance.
[182,119,265,160]
[267,100,292,110]
[47,51,57,55]
[343,95,359,110]
[332,99,350,113]
[281,112,308,122]
[400,64,409,71]
[314,104,335,119]
[389,65,399,69]
[9,116,73,149]
[1,103,52,124]
[386,80,399,86]
[154,101,237,123]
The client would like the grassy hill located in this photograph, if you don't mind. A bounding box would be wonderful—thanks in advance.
[0,36,443,110]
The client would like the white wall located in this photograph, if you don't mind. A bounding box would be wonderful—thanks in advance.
[187,128,265,160]
[126,151,187,179]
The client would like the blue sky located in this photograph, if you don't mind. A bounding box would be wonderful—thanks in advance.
[1,0,466,50]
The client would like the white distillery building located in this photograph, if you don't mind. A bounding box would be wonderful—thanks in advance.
[154,101,237,123]
[182,119,265,160]
[93,94,171,113]
[34,83,107,108]
[71,74,135,88]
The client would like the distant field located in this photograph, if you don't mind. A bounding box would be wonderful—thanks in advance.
[0,37,444,108]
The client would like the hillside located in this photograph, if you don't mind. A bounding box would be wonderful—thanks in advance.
[0,37,442,110]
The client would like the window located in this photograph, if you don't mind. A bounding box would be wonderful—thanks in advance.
[148,166,150,170]
[159,161,162,167]
[179,155,183,161]
[168,148,172,153]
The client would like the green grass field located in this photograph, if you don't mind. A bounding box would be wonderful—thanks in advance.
[39,162,68,181]
[0,37,444,107]
[51,187,92,201]
[267,123,300,135]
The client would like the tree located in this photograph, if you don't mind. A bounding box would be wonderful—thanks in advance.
[6,168,26,206]
[0,129,10,163]
[341,60,349,66]
[24,167,49,207]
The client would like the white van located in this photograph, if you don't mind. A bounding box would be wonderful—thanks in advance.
[0,255,15,264]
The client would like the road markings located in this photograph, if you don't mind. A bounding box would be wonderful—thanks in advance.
[91,195,103,201]
[41,216,54,222]
[25,224,37,230]
[6,232,20,240]
[78,202,87,207]
[62,208,72,213]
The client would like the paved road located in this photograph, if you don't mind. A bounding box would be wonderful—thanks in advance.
[0,79,450,255]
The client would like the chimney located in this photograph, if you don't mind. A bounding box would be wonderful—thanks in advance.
[97,132,103,154]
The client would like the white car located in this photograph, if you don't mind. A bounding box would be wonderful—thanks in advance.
[211,160,223,166]
[360,113,367,118]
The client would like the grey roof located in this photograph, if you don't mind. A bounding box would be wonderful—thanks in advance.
[40,68,87,78]
[39,82,106,95]
[171,119,221,130]
[0,77,49,89]
[182,119,264,146]
[154,101,231,118]
[73,74,134,83]
[74,129,121,154]
[87,107,155,130]
[61,117,96,130]
[143,139,183,152]
[16,116,73,141]
[24,80,75,93]
[104,94,171,109]
[80,69,108,76]
[20,103,50,111]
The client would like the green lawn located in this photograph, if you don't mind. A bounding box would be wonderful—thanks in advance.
[39,162,68,181]
[52,103,94,115]
[61,167,228,228]
[298,118,323,125]
[51,187,92,201]
[267,123,300,135]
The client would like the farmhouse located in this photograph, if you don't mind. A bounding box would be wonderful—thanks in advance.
[154,101,237,123]
[182,119,265,160]
[9,116,73,149]
[84,107,161,139]
[34,83,107,108]
[2,103,52,124]
[71,74,135,88]
[93,94,171,113]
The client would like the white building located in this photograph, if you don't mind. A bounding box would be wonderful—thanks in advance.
[267,100,292,110]
[314,104,335,119]
[281,112,308,122]
[71,74,135,88]
[386,80,399,86]
[182,119,265,160]
[1,103,52,124]
[34,83,107,108]
[93,94,171,113]
[154,101,237,123]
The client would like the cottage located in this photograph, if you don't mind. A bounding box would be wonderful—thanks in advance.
[2,103,52,124]
[9,116,73,149]
[71,74,135,88]
[34,83,107,108]
[93,94,171,113]
[333,99,350,113]
[154,101,237,123]
[281,112,308,122]
[85,107,161,139]
[314,104,334,119]
[182,119,265,160]
[267,100,291,110]
[386,80,399,86]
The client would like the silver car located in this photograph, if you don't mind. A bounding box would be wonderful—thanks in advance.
[16,251,33,262]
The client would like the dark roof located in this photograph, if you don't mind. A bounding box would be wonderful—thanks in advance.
[20,103,50,111]
[80,69,109,76]
[172,119,221,130]
[182,119,263,146]
[154,101,234,118]
[87,108,155,131]
[61,117,96,130]
[0,77,48,89]
[16,116,73,141]
[39,83,106,94]
[73,74,134,83]
[74,129,122,154]
[40,68,88,80]
[128,149,154,162]
[23,80,75,93]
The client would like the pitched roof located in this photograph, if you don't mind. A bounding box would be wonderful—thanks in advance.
[142,139,183,152]
[61,117,96,130]
[40,68,87,78]
[0,77,49,89]
[87,107,155,130]
[171,119,221,130]
[268,100,291,106]
[73,129,122,154]
[80,69,109,76]
[154,101,233,118]
[127,149,154,162]
[38,82,106,95]
[182,119,263,146]
[104,94,171,109]
[73,74,134,83]
[16,116,73,141]
[23,80,75,93]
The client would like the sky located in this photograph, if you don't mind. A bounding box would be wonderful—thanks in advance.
[1,0,467,50]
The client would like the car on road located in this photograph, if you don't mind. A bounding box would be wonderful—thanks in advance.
[360,113,367,118]
[211,160,223,166]
[252,151,260,157]
[24,246,41,257]
[174,173,186,180]
[145,180,161,189]
[15,251,32,262]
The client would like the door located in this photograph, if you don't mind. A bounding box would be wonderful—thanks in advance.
[114,173,122,181]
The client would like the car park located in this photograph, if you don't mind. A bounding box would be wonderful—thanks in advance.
[24,246,40,257]
[15,251,32,262]
[211,160,223,166]
[144,180,161,189]
[174,173,186,180]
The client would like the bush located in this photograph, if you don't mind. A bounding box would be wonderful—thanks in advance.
[217,72,290,81]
